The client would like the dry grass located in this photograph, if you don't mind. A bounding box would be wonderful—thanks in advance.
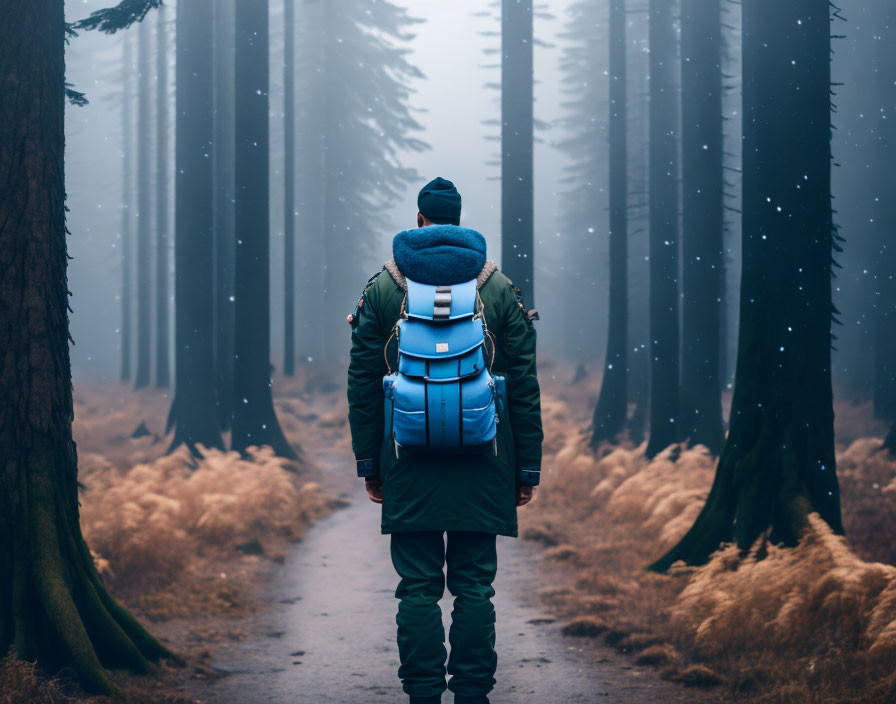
[525,370,896,703]
[0,367,353,701]
[0,650,194,704]
[79,445,335,617]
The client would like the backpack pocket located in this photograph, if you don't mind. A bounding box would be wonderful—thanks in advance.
[384,369,498,451]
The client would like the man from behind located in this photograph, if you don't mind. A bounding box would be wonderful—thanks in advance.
[347,177,543,704]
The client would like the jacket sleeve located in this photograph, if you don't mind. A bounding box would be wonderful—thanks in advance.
[347,278,390,479]
[497,283,544,486]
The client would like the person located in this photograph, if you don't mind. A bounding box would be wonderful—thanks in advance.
[347,177,543,704]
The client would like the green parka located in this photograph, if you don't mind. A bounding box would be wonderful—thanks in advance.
[347,260,543,537]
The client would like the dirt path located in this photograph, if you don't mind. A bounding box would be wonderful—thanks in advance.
[188,449,694,704]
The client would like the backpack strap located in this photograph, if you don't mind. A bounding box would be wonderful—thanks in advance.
[385,259,498,292]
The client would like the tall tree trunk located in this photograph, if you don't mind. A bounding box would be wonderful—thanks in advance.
[645,0,681,458]
[591,0,628,447]
[283,0,296,376]
[167,0,224,453]
[0,1,169,693]
[121,34,133,382]
[872,0,896,423]
[626,40,650,446]
[886,423,896,455]
[134,17,152,389]
[232,0,296,458]
[678,0,725,455]
[155,5,170,388]
[651,0,842,571]
[501,0,535,301]
[298,0,327,364]
[213,0,236,429]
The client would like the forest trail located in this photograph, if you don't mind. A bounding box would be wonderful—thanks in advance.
[189,446,693,704]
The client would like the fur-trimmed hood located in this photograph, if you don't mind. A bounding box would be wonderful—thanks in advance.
[392,224,487,285]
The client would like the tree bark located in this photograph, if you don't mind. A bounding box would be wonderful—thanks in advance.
[651,0,842,571]
[645,0,681,458]
[283,0,296,376]
[678,0,725,455]
[167,0,224,453]
[297,0,327,364]
[591,0,628,448]
[231,0,296,458]
[134,17,152,389]
[0,1,170,693]
[213,0,236,429]
[872,1,896,423]
[121,34,133,382]
[155,5,170,389]
[886,423,896,455]
[501,0,535,302]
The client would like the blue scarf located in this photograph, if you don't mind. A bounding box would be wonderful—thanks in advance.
[392,225,487,285]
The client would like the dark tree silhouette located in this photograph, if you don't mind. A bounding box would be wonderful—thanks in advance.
[626,26,652,446]
[213,0,236,429]
[296,0,426,358]
[502,0,535,300]
[645,0,680,458]
[0,0,169,692]
[871,0,896,424]
[231,0,295,458]
[166,0,224,453]
[120,34,133,382]
[590,0,628,447]
[155,5,170,388]
[74,0,160,33]
[678,0,725,455]
[886,424,896,455]
[651,0,843,571]
[283,0,296,376]
[134,17,152,389]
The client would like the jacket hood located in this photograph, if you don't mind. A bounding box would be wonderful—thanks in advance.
[392,224,487,285]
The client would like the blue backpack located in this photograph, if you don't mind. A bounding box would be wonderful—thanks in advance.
[383,278,505,453]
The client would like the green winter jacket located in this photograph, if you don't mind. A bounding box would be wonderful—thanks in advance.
[347,240,542,537]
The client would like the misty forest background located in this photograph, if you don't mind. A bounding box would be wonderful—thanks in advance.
[5,0,896,700]
[65,0,895,460]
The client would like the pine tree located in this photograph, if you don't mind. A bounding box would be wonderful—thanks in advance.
[295,0,426,358]
[679,0,725,455]
[625,11,652,446]
[120,33,133,381]
[166,0,224,453]
[231,0,295,458]
[283,0,296,376]
[651,0,842,571]
[871,0,896,424]
[502,0,535,300]
[213,0,236,428]
[645,0,681,458]
[1,0,169,692]
[588,0,628,447]
[155,4,170,388]
[133,16,152,389]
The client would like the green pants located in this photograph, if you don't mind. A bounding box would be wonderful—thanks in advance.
[390,531,498,699]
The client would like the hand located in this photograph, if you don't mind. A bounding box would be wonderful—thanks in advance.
[517,485,535,507]
[365,478,383,504]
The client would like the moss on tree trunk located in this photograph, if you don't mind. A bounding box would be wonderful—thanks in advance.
[0,1,171,693]
[650,0,843,571]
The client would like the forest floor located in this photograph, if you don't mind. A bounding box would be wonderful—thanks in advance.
[4,361,896,703]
